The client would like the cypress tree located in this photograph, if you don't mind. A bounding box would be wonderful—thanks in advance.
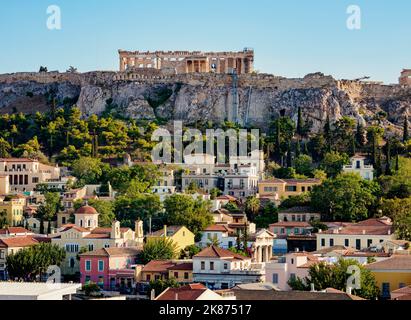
[303,141,309,155]
[47,219,52,234]
[349,137,356,156]
[376,147,382,177]
[275,118,281,162]
[286,142,293,168]
[385,140,392,175]
[297,107,304,136]
[295,140,301,158]
[403,116,409,143]
[40,218,45,235]
[371,132,377,166]
[355,121,366,147]
[242,224,248,252]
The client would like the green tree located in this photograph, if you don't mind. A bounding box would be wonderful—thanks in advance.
[210,188,222,200]
[297,106,304,136]
[6,243,66,281]
[164,194,213,236]
[72,157,103,184]
[149,278,180,297]
[288,259,379,299]
[139,238,178,264]
[381,198,411,241]
[0,137,11,158]
[244,196,261,217]
[320,151,350,178]
[180,244,201,259]
[74,199,115,227]
[294,154,313,176]
[311,173,379,221]
[0,209,8,228]
[403,116,409,143]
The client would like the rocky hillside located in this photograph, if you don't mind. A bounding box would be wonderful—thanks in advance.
[0,70,410,134]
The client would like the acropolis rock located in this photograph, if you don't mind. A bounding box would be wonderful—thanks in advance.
[0,70,410,135]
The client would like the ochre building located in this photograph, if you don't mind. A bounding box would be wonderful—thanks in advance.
[118,49,254,74]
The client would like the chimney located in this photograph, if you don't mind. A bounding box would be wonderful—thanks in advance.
[163,225,167,238]
[362,230,366,235]
[346,286,352,295]
[295,248,300,252]
[111,220,121,239]
[175,293,179,300]
[150,289,156,300]
[135,219,144,240]
[310,283,315,292]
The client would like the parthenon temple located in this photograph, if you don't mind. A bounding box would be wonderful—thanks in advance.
[118,49,255,74]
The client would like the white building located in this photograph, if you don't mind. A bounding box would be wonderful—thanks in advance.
[316,217,395,251]
[0,282,81,300]
[193,245,265,290]
[343,155,374,181]
[198,225,237,249]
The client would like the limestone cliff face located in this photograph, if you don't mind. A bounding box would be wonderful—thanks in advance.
[0,71,410,134]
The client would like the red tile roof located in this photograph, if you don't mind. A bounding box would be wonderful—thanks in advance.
[79,247,142,257]
[156,284,207,301]
[0,227,32,235]
[194,245,248,260]
[60,224,90,233]
[91,227,131,234]
[365,255,411,271]
[204,224,232,233]
[321,218,393,236]
[142,260,176,273]
[0,236,40,248]
[167,262,193,271]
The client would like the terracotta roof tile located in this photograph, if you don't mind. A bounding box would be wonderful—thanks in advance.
[142,260,176,273]
[194,245,248,260]
[0,236,39,248]
[167,262,193,271]
[156,284,207,300]
[365,255,411,271]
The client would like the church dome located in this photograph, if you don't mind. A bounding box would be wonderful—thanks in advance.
[75,205,98,215]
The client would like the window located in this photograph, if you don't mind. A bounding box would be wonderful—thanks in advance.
[272,273,279,284]
[321,239,325,247]
[85,260,91,271]
[291,258,294,265]
[88,244,94,251]
[367,239,372,248]
[294,228,299,234]
[382,283,390,298]
[356,161,361,169]
[69,258,75,268]
[32,177,39,183]
[356,239,361,250]
[223,263,228,270]
[174,272,179,278]
[154,275,160,281]
[98,260,104,272]
[201,261,205,270]
[146,274,151,281]
[210,262,214,271]
[184,272,189,280]
[330,239,334,247]
[290,273,296,281]
[345,239,349,247]
[285,186,297,192]
[301,186,306,192]
[85,276,91,284]
[0,250,4,259]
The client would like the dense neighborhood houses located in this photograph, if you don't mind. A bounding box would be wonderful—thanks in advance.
[0,142,410,302]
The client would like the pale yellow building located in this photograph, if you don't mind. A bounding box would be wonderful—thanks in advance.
[258,178,321,202]
[366,255,411,299]
[146,225,195,253]
[0,158,60,193]
[50,205,144,275]
[0,195,26,227]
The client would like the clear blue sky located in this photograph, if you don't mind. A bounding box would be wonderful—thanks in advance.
[1,0,410,84]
